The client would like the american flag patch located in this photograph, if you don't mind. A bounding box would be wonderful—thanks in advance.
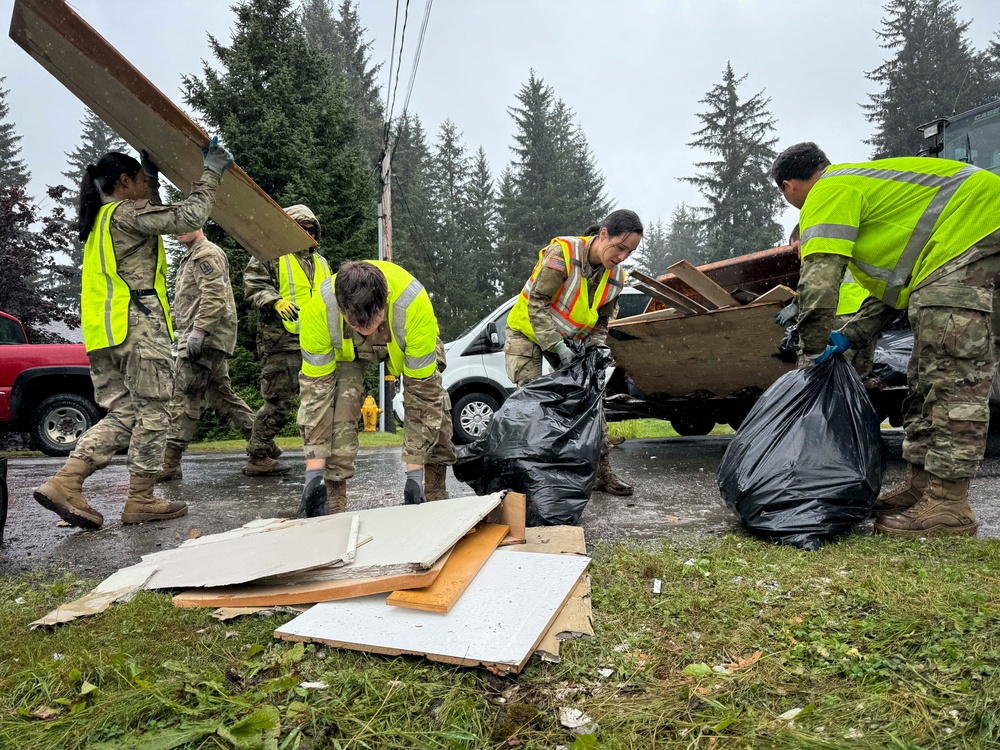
[546,257,566,271]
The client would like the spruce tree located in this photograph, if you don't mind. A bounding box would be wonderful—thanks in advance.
[0,79,29,191]
[682,63,782,262]
[664,203,708,267]
[389,113,438,291]
[462,147,503,321]
[863,0,994,159]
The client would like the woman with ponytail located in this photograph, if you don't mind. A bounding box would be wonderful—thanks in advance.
[34,137,235,529]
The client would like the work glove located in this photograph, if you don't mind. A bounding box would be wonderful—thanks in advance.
[551,340,574,367]
[774,300,798,326]
[186,328,206,360]
[300,472,328,517]
[140,149,158,180]
[202,135,234,175]
[273,299,299,322]
[403,467,426,505]
[814,330,853,364]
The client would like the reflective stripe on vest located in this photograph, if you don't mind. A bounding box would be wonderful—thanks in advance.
[279,253,331,334]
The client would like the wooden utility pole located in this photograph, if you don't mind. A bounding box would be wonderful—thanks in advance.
[377,141,395,431]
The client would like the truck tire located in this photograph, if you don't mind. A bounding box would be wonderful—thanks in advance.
[30,394,100,457]
[671,415,716,437]
[452,392,501,445]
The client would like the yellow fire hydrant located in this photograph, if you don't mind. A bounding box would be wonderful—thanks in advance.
[361,395,382,432]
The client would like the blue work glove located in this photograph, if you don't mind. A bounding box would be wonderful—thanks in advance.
[814,330,852,364]
[774,300,798,326]
[186,328,206,360]
[202,135,234,175]
[404,467,426,505]
[551,340,574,367]
[140,149,159,179]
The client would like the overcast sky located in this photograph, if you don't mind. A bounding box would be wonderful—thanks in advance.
[4,0,1000,239]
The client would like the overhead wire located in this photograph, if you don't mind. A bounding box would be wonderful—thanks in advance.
[401,0,433,118]
[386,0,412,129]
[382,0,402,145]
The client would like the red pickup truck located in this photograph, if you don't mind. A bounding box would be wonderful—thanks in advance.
[0,311,100,455]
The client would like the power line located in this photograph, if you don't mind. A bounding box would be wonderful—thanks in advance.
[386,0,412,127]
[382,0,402,144]
[401,0,434,117]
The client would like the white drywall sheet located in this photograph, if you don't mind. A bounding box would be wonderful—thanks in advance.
[275,550,591,673]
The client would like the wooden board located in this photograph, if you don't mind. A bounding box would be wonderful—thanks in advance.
[487,491,526,547]
[9,0,315,261]
[750,284,795,305]
[629,271,708,315]
[667,260,739,309]
[275,551,591,674]
[386,523,509,613]
[608,299,797,398]
[172,548,453,608]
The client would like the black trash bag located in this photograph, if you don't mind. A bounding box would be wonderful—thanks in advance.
[777,324,799,363]
[454,346,610,526]
[871,329,913,386]
[718,357,884,550]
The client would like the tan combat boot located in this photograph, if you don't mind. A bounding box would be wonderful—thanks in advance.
[325,479,348,515]
[875,475,978,538]
[156,444,184,483]
[424,464,450,501]
[871,463,929,516]
[121,475,188,524]
[242,455,292,476]
[593,455,634,496]
[33,457,103,530]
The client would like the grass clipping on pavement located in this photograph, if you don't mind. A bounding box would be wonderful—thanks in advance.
[1,534,999,748]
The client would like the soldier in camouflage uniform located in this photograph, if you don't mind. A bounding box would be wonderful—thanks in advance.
[243,205,331,476]
[157,227,261,481]
[297,261,455,515]
[773,141,1000,538]
[34,142,232,529]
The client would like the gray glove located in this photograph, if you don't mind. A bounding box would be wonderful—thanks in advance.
[300,469,328,517]
[551,340,574,367]
[774,301,798,327]
[403,468,426,505]
[202,135,234,175]
[186,328,206,360]
[139,149,158,180]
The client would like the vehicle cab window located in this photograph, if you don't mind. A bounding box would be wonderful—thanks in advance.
[0,316,27,344]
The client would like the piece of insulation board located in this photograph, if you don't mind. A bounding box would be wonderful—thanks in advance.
[9,0,315,262]
[31,563,156,628]
[386,523,509,613]
[141,514,360,589]
[264,493,503,583]
[275,550,591,674]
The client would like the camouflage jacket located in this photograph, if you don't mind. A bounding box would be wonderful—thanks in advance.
[244,252,317,354]
[173,236,238,355]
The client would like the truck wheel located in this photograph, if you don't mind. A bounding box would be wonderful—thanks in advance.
[452,392,500,445]
[30,394,100,457]
[671,415,716,437]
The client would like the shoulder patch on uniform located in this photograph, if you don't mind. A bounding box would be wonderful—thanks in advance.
[198,260,216,275]
[546,257,567,271]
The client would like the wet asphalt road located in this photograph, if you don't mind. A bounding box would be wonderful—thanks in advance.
[3,432,1000,579]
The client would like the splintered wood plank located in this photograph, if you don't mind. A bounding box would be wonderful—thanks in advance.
[667,260,739,309]
[487,492,526,547]
[386,523,509,614]
[9,0,314,261]
[275,551,591,674]
[172,548,453,608]
[750,284,795,305]
[629,271,709,315]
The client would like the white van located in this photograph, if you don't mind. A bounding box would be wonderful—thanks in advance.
[393,288,650,443]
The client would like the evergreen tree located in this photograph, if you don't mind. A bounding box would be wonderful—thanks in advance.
[497,71,611,297]
[863,0,995,159]
[626,219,666,277]
[462,147,504,320]
[682,63,783,262]
[0,79,29,191]
[389,113,438,291]
[664,203,708,267]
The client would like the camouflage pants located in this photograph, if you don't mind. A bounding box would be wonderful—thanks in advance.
[902,251,1000,480]
[504,328,611,459]
[401,368,456,467]
[247,349,301,458]
[71,302,173,477]
[836,313,876,377]
[165,348,256,450]
[297,360,368,481]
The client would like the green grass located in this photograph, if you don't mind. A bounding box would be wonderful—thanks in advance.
[2,535,999,748]
[609,419,735,439]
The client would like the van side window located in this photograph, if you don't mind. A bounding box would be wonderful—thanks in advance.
[492,308,509,348]
[0,316,27,344]
[616,293,651,319]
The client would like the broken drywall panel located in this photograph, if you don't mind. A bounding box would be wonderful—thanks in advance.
[172,547,454,609]
[264,493,503,583]
[386,523,509,613]
[31,563,156,628]
[275,550,591,674]
[211,605,311,622]
[142,514,360,589]
[8,0,315,262]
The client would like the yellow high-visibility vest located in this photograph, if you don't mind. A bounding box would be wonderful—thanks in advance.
[507,236,626,344]
[836,268,870,316]
[80,201,173,352]
[277,253,332,334]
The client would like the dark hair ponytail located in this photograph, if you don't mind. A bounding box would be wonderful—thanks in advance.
[77,151,142,241]
[601,209,643,239]
[582,224,601,236]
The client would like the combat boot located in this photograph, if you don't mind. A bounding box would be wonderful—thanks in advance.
[424,464,450,501]
[325,479,348,515]
[875,475,978,538]
[121,475,188,524]
[871,463,929,516]
[268,442,283,460]
[33,457,103,530]
[593,455,634,496]
[242,455,292,476]
[156,444,184,483]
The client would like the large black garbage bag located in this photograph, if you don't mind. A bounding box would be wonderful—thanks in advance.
[454,346,610,526]
[871,329,913,386]
[718,357,884,550]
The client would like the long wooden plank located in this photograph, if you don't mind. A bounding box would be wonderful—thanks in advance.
[386,523,509,613]
[9,0,314,262]
[172,548,452,608]
[667,260,739,309]
[630,271,709,315]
